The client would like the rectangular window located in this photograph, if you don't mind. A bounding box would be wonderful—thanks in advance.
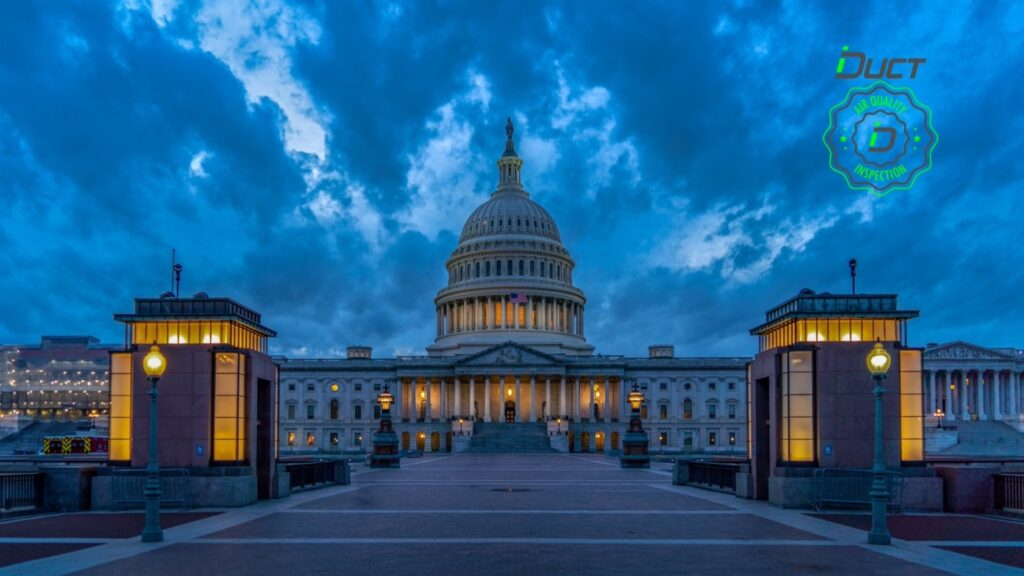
[109,352,132,462]
[330,432,339,447]
[354,404,362,420]
[213,352,246,463]
[659,404,668,420]
[373,383,381,391]
[287,430,296,446]
[288,382,295,391]
[708,404,717,419]
[899,349,924,462]
[660,382,667,391]
[729,431,736,446]
[728,404,736,419]
[355,383,363,392]
[306,432,315,447]
[659,431,668,446]
[373,405,382,419]
[306,382,314,391]
[287,404,295,420]
[781,350,815,463]
[684,430,694,450]
[709,382,716,390]
[306,404,315,419]
[728,381,735,391]
[709,431,717,446]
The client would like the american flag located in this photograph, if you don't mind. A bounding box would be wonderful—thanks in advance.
[509,293,528,304]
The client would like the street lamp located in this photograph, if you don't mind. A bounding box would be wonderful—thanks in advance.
[459,418,464,435]
[141,345,166,543]
[370,383,399,468]
[866,342,892,546]
[621,382,650,468]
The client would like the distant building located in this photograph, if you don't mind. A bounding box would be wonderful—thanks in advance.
[279,121,749,455]
[921,341,1024,422]
[0,336,118,420]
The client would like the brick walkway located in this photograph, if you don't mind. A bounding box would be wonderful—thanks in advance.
[0,455,1021,575]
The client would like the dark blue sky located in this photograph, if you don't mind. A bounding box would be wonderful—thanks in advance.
[1,1,1022,357]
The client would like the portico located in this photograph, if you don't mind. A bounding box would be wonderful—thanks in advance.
[922,342,1024,422]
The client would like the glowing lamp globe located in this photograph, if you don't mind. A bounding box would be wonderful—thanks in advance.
[866,342,891,376]
[377,385,394,411]
[142,345,167,378]
[627,384,645,411]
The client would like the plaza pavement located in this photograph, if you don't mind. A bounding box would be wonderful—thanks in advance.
[1,453,1022,575]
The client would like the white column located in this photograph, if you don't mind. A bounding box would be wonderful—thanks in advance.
[502,296,508,329]
[530,376,537,422]
[977,369,987,420]
[469,377,476,420]
[426,378,433,421]
[515,376,521,422]
[574,378,580,419]
[455,377,462,417]
[484,376,492,422]
[1011,372,1019,416]
[559,377,566,418]
[442,378,449,419]
[993,371,1002,419]
[927,370,936,414]
[545,377,551,420]
[944,371,954,421]
[960,371,969,420]
[590,378,597,420]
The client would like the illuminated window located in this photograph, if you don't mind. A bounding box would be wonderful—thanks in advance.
[330,432,339,447]
[306,432,315,447]
[781,351,815,463]
[659,432,668,446]
[900,350,924,462]
[109,352,132,461]
[213,353,246,463]
[330,399,339,420]
[729,431,736,446]
[708,431,717,446]
[287,431,295,446]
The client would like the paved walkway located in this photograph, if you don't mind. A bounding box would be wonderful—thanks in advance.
[1,454,1022,575]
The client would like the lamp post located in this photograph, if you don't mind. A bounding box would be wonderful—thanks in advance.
[459,418,464,435]
[370,384,400,468]
[141,345,166,543]
[866,342,892,545]
[620,382,650,468]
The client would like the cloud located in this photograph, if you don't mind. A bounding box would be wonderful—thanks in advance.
[652,193,840,284]
[397,71,493,240]
[189,150,210,177]
[551,64,610,131]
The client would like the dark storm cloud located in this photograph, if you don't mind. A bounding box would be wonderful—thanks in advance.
[0,0,1022,357]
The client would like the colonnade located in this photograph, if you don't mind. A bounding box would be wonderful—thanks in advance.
[396,375,620,423]
[923,368,1024,421]
[435,296,584,337]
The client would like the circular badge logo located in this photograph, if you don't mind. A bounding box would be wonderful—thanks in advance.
[823,81,937,197]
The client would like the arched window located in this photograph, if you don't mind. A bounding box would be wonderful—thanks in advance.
[475,262,480,278]
[458,266,463,282]
[507,260,513,275]
[557,264,562,281]
[330,399,339,420]
[486,261,491,276]
[549,262,554,277]
[530,261,535,276]
[497,260,502,275]
[683,399,693,419]
[519,260,524,275]
[517,217,521,226]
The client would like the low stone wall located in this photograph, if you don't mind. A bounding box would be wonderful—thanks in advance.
[90,473,258,510]
[902,476,944,512]
[38,465,100,512]
[934,464,1000,513]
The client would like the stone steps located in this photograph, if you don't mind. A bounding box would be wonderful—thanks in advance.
[466,422,555,453]
[938,420,1024,456]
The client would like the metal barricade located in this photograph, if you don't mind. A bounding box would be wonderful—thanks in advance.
[0,473,44,512]
[811,468,903,513]
[112,468,191,509]
[284,460,336,491]
[688,461,740,492]
[994,473,1024,513]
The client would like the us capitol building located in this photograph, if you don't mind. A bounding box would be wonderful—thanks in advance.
[279,121,749,455]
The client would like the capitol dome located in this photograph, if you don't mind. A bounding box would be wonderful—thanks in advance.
[426,119,593,357]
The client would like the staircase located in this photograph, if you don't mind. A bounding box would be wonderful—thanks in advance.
[466,422,555,453]
[937,420,1024,457]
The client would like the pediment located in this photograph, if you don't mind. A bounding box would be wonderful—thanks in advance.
[925,341,1016,362]
[454,341,563,367]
